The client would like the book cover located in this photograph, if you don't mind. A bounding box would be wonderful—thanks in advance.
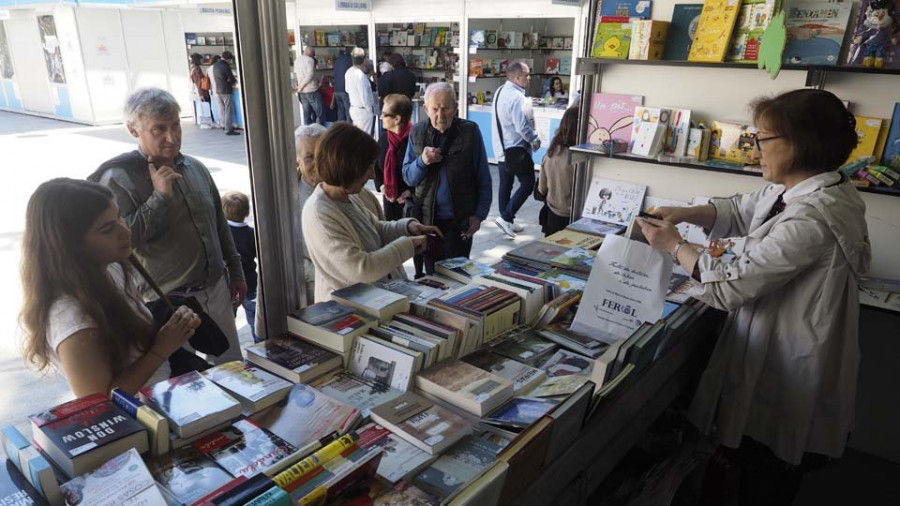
[0,459,46,506]
[581,177,647,226]
[529,374,592,398]
[140,371,242,438]
[783,2,852,65]
[847,116,885,163]
[505,241,571,266]
[537,269,587,293]
[688,0,743,62]
[847,0,900,68]
[416,360,513,415]
[665,4,704,60]
[356,424,435,484]
[461,349,547,393]
[544,58,560,74]
[483,397,559,429]
[687,127,712,161]
[631,121,668,157]
[629,20,669,60]
[349,336,418,391]
[149,447,232,504]
[485,30,498,49]
[486,328,559,366]
[664,108,693,157]
[586,93,644,146]
[316,371,403,418]
[244,335,341,383]
[60,448,164,505]
[370,393,470,455]
[435,257,494,281]
[709,120,760,164]
[469,30,486,48]
[412,436,503,499]
[882,103,900,168]
[193,419,296,479]
[296,301,353,326]
[591,22,633,59]
[629,106,673,151]
[565,217,627,237]
[600,0,653,18]
[332,283,406,311]
[373,483,438,505]
[541,229,604,250]
[203,361,292,412]
[539,349,594,377]
[252,383,358,449]
[550,247,595,273]
[727,0,777,62]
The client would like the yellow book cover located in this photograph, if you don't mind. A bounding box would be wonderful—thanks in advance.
[540,230,604,250]
[847,116,883,163]
[688,0,743,62]
[710,121,759,164]
[873,118,891,164]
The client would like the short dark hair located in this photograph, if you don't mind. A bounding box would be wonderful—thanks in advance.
[221,51,234,61]
[190,53,202,65]
[388,53,406,68]
[315,122,378,187]
[383,94,413,124]
[751,89,857,174]
[222,191,250,222]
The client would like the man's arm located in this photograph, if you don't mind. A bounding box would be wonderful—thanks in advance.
[225,63,237,86]
[472,128,493,220]
[402,138,428,187]
[96,170,170,249]
[510,95,540,147]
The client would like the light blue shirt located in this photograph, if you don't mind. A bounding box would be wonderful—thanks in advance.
[402,121,493,221]
[491,81,539,162]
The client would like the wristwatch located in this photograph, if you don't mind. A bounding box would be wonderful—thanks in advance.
[671,239,689,266]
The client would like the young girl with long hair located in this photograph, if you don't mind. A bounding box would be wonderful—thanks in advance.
[537,106,579,235]
[20,178,200,397]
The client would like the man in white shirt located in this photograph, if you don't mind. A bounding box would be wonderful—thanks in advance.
[345,47,376,136]
[294,47,324,126]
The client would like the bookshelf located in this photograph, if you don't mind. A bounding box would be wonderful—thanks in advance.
[185,32,236,70]
[374,21,461,99]
[297,24,369,74]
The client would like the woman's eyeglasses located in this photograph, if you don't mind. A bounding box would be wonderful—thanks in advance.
[755,135,782,151]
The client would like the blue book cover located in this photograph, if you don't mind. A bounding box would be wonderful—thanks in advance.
[664,4,703,61]
[783,2,853,66]
[600,0,652,19]
[882,103,900,168]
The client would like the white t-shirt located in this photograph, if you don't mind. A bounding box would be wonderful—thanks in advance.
[46,263,171,389]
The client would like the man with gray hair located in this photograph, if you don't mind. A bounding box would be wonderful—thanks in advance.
[402,82,492,276]
[345,47,376,135]
[492,60,540,238]
[294,47,324,126]
[88,87,245,363]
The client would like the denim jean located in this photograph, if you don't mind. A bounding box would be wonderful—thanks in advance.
[333,92,351,122]
[497,160,536,223]
[299,91,325,126]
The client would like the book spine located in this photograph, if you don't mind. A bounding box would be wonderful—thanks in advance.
[110,388,140,417]
[272,433,358,489]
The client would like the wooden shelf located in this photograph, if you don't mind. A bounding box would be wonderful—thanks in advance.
[570,146,900,198]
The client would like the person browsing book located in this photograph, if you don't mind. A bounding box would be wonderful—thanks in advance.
[638,89,870,505]
[20,179,202,397]
[302,122,442,302]
[537,106,579,236]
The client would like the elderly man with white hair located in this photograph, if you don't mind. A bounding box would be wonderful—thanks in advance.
[295,123,384,303]
[88,87,245,364]
[402,82,492,276]
[345,47,377,135]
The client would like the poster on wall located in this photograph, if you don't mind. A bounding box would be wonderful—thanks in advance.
[0,22,13,79]
[38,15,66,84]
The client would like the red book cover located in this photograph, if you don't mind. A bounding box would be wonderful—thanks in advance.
[29,395,144,459]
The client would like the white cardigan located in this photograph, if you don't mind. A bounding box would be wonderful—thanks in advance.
[302,184,416,302]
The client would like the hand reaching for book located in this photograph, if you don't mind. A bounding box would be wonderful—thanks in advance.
[152,306,201,358]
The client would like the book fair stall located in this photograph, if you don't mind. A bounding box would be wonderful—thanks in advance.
[3,0,900,505]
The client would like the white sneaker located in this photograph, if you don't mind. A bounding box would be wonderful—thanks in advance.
[495,217,517,238]
[511,221,525,233]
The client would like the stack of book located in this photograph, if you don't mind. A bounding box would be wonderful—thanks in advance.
[429,284,522,346]
[245,333,344,383]
[287,300,377,356]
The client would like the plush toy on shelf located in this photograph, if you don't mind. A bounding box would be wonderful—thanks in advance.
[850,0,900,68]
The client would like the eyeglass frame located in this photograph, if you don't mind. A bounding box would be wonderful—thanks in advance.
[755,135,783,151]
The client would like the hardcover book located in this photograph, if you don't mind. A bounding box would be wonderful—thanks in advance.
[193,419,297,478]
[688,0,743,62]
[251,383,359,449]
[726,0,777,62]
[202,361,293,415]
[29,394,148,478]
[149,447,232,504]
[541,230,604,250]
[581,177,647,227]
[434,257,495,283]
[139,371,242,439]
[846,115,884,163]
[415,360,514,416]
[600,0,653,18]
[783,2,852,65]
[111,388,170,457]
[586,93,644,150]
[882,103,900,168]
[244,335,342,383]
[60,448,166,505]
[665,4,703,60]
[370,392,470,455]
[629,20,669,60]
[591,22,633,59]
[709,120,760,164]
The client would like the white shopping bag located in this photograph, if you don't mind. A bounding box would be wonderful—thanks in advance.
[571,234,673,341]
[197,99,213,126]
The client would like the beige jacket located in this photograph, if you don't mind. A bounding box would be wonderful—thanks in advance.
[538,147,575,218]
[302,184,416,303]
[690,172,871,465]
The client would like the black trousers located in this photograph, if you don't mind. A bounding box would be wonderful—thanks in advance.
[383,196,405,222]
[415,217,473,277]
[541,207,571,236]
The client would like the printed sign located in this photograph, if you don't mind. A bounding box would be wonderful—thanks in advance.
[335,0,371,11]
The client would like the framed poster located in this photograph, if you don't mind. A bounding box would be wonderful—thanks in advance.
[38,15,66,84]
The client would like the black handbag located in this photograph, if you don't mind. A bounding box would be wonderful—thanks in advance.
[130,256,228,376]
[494,84,536,178]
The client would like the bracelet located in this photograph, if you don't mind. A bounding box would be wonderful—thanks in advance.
[671,239,689,266]
[148,348,167,361]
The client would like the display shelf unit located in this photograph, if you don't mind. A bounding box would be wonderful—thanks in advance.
[185,31,236,70]
[297,24,369,75]
[375,22,461,97]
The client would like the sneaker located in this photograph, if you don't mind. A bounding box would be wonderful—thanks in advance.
[511,221,525,233]
[494,217,517,238]
[225,130,241,136]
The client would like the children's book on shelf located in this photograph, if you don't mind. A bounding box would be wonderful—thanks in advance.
[29,394,148,478]
[149,447,233,505]
[485,30,499,49]
[687,127,712,161]
[846,116,885,163]
[559,56,572,75]
[882,103,900,168]
[564,36,574,49]
[709,120,760,164]
[847,0,900,68]
[252,383,359,450]
[600,0,653,18]
[349,334,420,391]
[544,58,560,74]
[415,359,514,417]
[356,423,436,484]
[629,20,669,60]
[332,283,410,322]
[631,121,668,157]
[369,392,471,455]
[552,37,565,49]
[665,4,704,60]
[663,108,693,157]
[783,2,853,65]
[592,22,633,59]
[470,30,486,48]
[202,361,293,415]
[586,93,644,146]
[412,435,503,499]
[140,371,242,439]
[629,106,672,151]
[245,333,345,381]
[60,448,166,506]
[581,177,647,227]
[727,0,777,62]
[688,0,744,62]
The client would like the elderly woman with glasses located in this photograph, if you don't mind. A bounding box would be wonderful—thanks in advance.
[638,89,871,504]
[375,94,414,220]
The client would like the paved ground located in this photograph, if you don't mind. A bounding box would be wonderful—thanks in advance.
[0,110,540,431]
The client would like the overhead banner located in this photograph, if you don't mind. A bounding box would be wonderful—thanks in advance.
[335,0,371,11]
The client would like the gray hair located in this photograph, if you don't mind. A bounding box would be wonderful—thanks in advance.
[125,87,180,125]
[351,47,366,65]
[294,123,327,142]
[506,60,529,79]
[424,82,455,103]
